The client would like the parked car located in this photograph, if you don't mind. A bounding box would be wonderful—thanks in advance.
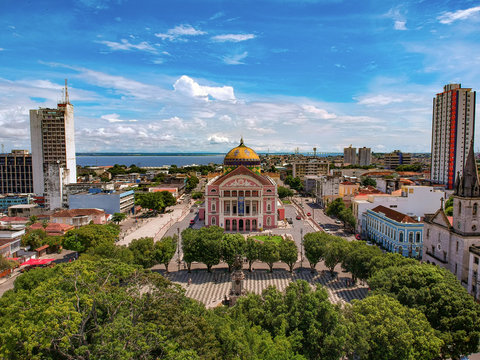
[296,215,302,220]
[355,234,361,240]
[190,219,195,225]
[307,212,311,216]
[335,220,342,224]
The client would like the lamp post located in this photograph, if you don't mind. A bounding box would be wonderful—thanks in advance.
[177,227,181,271]
[300,228,303,269]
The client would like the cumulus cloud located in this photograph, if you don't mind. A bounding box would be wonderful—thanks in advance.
[438,6,480,24]
[101,113,137,123]
[173,75,236,101]
[97,39,157,53]
[385,7,407,30]
[155,24,206,41]
[211,34,256,42]
[302,105,337,119]
[223,52,248,65]
[208,134,230,144]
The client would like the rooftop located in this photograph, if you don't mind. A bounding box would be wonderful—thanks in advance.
[371,205,418,223]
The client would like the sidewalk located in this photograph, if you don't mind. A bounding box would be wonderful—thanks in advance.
[118,200,193,246]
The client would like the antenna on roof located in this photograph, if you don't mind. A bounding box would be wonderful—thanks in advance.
[64,79,69,104]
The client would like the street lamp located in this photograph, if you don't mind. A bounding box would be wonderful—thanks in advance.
[177,227,181,271]
[300,228,303,269]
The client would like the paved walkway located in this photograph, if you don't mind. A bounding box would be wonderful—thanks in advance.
[118,200,193,246]
[162,267,368,308]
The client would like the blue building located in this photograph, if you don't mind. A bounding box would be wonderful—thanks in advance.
[0,195,30,213]
[363,205,423,258]
[69,190,135,215]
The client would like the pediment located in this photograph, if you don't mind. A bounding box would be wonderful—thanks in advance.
[221,176,260,188]
[430,208,451,228]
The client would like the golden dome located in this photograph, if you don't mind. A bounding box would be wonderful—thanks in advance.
[223,138,261,174]
[224,138,260,162]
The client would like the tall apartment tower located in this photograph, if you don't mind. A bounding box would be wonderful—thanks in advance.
[358,147,371,166]
[431,84,475,189]
[343,145,357,165]
[30,81,76,210]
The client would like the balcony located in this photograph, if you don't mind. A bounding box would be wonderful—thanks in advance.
[425,251,448,264]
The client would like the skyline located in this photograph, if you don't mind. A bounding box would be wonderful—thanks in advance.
[1,0,480,154]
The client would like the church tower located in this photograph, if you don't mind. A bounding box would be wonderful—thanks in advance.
[452,142,480,235]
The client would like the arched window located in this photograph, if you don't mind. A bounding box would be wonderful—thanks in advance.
[266,217,271,226]
[267,203,271,212]
[458,203,461,215]
[409,232,414,243]
[474,203,478,216]
[416,232,420,243]
[211,217,216,225]
[211,189,216,193]
[399,232,404,242]
[212,203,216,212]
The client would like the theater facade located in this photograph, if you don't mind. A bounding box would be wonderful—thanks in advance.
[204,139,278,231]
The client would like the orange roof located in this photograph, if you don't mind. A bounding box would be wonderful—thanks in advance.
[397,171,422,176]
[371,205,417,223]
[52,209,105,217]
[341,181,357,185]
[29,222,74,233]
[447,216,453,226]
[399,178,414,185]
[362,171,394,177]
[0,216,28,222]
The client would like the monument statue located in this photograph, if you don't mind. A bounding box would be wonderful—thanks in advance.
[229,254,246,305]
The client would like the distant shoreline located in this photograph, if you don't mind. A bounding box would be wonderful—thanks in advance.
[76,152,344,157]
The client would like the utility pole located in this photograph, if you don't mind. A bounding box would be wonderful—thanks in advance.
[177,227,181,271]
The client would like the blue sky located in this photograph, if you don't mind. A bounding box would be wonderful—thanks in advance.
[1,0,480,153]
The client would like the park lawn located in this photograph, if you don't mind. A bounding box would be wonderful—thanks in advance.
[282,200,291,204]
[252,235,283,244]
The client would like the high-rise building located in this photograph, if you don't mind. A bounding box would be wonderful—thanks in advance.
[292,158,329,181]
[384,150,412,170]
[358,147,371,166]
[0,150,33,194]
[431,84,475,189]
[30,81,76,210]
[344,145,357,165]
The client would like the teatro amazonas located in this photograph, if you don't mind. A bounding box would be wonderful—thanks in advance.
[204,139,278,231]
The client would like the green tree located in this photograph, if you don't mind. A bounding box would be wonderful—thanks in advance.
[369,264,480,359]
[181,227,198,272]
[197,226,223,272]
[444,196,454,216]
[191,191,203,199]
[63,224,119,253]
[326,198,346,218]
[339,207,356,230]
[245,237,260,272]
[22,229,47,249]
[135,192,165,212]
[341,241,383,282]
[111,212,127,224]
[26,215,38,226]
[154,234,178,273]
[324,237,347,273]
[186,175,199,192]
[221,233,246,272]
[0,254,17,271]
[361,177,377,187]
[285,175,303,192]
[277,186,294,199]
[344,295,442,360]
[129,237,157,268]
[258,240,280,273]
[279,238,298,273]
[303,232,328,272]
[84,242,134,264]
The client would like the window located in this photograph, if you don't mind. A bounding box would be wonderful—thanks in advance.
[474,203,478,216]
[426,229,430,238]
[455,263,457,274]
[399,232,404,242]
[212,203,216,212]
[475,257,479,265]
[267,203,271,212]
[224,190,230,197]
[458,203,461,215]
[416,233,420,243]
[266,217,271,226]
[211,217,216,225]
[409,232,413,243]
[211,189,216,193]
[456,241,459,253]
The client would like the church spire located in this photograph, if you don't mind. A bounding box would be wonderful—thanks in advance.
[455,141,480,197]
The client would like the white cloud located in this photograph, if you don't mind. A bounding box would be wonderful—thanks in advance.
[223,51,248,65]
[394,21,407,30]
[211,34,256,42]
[209,12,225,20]
[438,6,480,24]
[355,95,405,106]
[100,113,137,123]
[0,48,4,51]
[208,134,230,144]
[98,39,157,53]
[173,75,236,102]
[155,24,206,41]
[302,105,337,119]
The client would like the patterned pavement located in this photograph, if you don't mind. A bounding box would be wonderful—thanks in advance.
[162,268,369,308]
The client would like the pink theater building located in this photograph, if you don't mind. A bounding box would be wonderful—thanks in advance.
[205,139,278,231]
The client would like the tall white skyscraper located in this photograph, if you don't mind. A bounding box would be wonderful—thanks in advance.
[358,147,371,166]
[431,84,475,189]
[343,145,357,165]
[30,81,76,209]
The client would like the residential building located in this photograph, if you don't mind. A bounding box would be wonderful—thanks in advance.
[8,204,44,218]
[313,175,342,207]
[383,150,412,169]
[0,150,33,194]
[422,143,480,293]
[0,227,24,257]
[30,82,76,210]
[69,190,135,215]
[339,181,359,197]
[51,208,109,227]
[205,139,279,231]
[431,84,475,190]
[291,158,329,181]
[358,147,371,166]
[343,146,357,165]
[364,205,423,258]
[29,222,74,236]
[0,216,28,228]
[353,185,445,234]
[468,245,480,302]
